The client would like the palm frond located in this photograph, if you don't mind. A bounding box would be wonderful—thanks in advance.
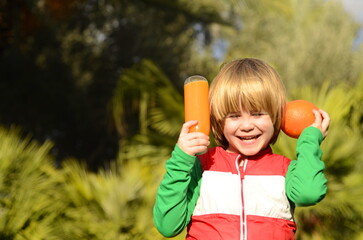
[111,59,184,141]
[274,81,363,239]
[0,127,67,239]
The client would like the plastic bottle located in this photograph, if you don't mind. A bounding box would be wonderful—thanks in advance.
[184,75,210,135]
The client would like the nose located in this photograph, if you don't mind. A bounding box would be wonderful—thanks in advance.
[238,116,254,132]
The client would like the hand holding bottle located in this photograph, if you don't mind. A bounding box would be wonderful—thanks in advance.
[177,120,210,156]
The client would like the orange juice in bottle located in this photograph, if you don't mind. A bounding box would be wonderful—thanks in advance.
[184,75,210,135]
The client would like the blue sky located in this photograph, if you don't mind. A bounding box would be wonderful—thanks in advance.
[341,0,363,46]
[341,0,363,24]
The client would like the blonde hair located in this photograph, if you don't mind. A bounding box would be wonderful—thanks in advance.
[209,58,286,148]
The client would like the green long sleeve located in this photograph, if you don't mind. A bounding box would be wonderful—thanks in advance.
[153,144,203,237]
[286,126,327,206]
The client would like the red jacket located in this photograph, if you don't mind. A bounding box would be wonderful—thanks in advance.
[187,146,295,240]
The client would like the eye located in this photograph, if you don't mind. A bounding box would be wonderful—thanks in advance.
[226,113,241,119]
[251,111,268,117]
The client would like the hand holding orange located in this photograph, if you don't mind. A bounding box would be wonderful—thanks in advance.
[281,100,318,138]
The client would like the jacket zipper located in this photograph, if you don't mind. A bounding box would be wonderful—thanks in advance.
[235,156,248,240]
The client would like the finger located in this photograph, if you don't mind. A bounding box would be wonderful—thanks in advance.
[319,109,330,122]
[185,133,210,145]
[180,120,198,136]
[190,131,210,140]
[319,109,331,132]
[311,109,322,126]
[189,143,209,155]
[180,136,210,156]
[189,137,210,147]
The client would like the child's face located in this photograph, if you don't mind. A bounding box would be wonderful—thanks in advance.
[223,110,274,156]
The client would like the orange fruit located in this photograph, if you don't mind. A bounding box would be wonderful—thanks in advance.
[281,100,318,138]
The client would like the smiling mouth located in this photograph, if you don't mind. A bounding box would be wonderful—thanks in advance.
[237,135,260,145]
[238,135,261,140]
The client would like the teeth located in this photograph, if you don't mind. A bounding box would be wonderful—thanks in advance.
[240,136,257,140]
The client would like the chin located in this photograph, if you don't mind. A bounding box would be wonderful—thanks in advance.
[240,149,260,156]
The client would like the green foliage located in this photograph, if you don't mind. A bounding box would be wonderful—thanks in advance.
[273,78,363,239]
[0,126,174,239]
[0,0,225,169]
[58,159,151,239]
[0,127,66,239]
[226,0,363,90]
[112,59,184,146]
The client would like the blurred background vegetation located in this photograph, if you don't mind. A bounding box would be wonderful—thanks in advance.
[0,0,362,239]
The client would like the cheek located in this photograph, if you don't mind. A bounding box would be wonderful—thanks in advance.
[223,120,238,133]
[257,118,274,134]
[261,116,273,127]
[222,125,230,138]
[262,120,273,129]
[223,121,235,139]
[264,121,275,136]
